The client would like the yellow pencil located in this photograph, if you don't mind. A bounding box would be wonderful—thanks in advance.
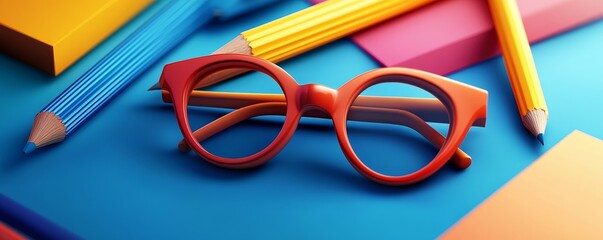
[151,0,434,89]
[488,0,548,144]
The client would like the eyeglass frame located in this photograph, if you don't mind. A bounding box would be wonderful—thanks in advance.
[159,54,488,185]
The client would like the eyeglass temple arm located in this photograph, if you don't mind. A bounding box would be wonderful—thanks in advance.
[162,90,486,127]
[178,102,472,169]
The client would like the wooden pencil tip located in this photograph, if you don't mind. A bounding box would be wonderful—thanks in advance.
[26,112,67,151]
[212,34,251,55]
[148,82,162,91]
[23,142,37,154]
[522,109,547,144]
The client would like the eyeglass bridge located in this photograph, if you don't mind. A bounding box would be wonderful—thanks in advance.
[296,84,339,114]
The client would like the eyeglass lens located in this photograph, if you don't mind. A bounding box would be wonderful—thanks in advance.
[185,67,286,159]
[347,80,450,176]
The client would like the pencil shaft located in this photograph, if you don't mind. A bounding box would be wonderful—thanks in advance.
[488,0,547,117]
[42,0,214,137]
[242,0,434,63]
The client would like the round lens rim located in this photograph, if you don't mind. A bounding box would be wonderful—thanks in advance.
[344,82,450,177]
[335,67,468,185]
[165,54,301,169]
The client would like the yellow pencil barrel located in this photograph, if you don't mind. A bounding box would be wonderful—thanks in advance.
[488,0,547,117]
[242,0,434,63]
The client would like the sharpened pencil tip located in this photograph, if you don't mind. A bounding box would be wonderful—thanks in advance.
[23,142,37,154]
[148,82,161,91]
[537,133,544,145]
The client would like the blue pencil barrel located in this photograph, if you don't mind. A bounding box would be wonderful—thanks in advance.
[41,0,214,136]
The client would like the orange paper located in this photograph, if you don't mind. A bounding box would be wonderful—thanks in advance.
[441,130,603,239]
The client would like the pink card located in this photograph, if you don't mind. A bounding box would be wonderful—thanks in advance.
[310,0,603,75]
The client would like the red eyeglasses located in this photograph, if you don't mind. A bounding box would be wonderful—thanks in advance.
[158,54,487,186]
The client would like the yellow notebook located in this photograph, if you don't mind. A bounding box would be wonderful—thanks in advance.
[0,0,152,75]
[441,130,603,239]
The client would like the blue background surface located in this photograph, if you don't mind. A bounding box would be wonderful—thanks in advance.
[1,1,602,239]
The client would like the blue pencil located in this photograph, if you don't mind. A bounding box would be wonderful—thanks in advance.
[23,0,278,154]
[0,194,80,239]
